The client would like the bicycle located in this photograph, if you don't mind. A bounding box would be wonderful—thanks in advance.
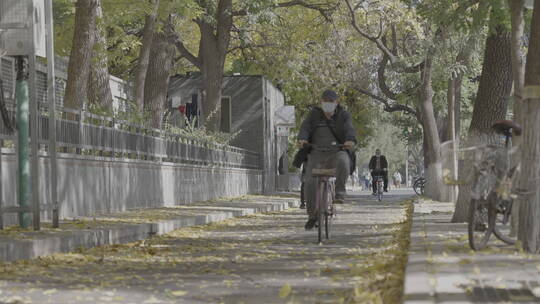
[413,177,426,195]
[373,175,384,202]
[307,144,347,244]
[468,120,522,251]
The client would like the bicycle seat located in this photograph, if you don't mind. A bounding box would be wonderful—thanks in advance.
[312,168,336,177]
[491,120,522,136]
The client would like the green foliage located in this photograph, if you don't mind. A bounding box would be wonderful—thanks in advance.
[358,114,408,174]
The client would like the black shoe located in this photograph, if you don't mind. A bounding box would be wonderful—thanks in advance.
[384,189,388,192]
[372,192,377,196]
[299,202,306,209]
[304,219,317,230]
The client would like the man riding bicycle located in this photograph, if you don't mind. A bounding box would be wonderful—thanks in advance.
[369,149,388,194]
[297,90,357,230]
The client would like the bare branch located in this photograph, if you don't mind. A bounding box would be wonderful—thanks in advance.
[352,85,418,118]
[233,0,336,21]
[391,24,398,55]
[172,39,201,68]
[343,0,398,63]
[377,54,398,100]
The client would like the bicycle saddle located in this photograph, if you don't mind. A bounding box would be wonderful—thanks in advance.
[312,168,336,177]
[491,120,522,136]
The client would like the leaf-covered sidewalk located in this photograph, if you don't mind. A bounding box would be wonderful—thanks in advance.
[404,198,540,303]
[0,191,413,304]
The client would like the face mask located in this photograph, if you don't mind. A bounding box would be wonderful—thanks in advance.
[321,102,337,113]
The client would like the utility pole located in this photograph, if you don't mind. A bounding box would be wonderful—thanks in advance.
[45,0,58,228]
[405,146,409,187]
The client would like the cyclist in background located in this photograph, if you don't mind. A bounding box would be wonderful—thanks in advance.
[369,149,388,194]
[297,90,357,230]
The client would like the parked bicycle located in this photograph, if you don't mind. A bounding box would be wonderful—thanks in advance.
[373,175,384,201]
[413,177,426,195]
[468,120,522,251]
[307,144,346,244]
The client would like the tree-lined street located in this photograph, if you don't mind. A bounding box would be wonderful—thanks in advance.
[1,0,540,303]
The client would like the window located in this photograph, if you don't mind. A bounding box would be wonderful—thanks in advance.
[220,96,231,133]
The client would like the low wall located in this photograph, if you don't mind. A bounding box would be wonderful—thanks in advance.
[1,153,262,225]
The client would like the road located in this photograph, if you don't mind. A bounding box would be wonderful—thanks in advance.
[0,190,413,304]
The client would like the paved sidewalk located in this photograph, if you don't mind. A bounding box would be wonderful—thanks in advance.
[0,196,299,262]
[404,198,540,303]
[0,191,412,304]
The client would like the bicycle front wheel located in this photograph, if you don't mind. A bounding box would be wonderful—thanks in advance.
[325,182,333,240]
[317,181,325,244]
[413,179,424,195]
[492,201,516,245]
[468,199,493,250]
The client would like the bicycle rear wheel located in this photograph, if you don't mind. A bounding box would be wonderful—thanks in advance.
[492,201,516,245]
[468,199,493,250]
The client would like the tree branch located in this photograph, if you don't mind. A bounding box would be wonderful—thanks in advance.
[227,43,274,53]
[352,85,418,118]
[174,40,201,68]
[377,54,398,100]
[343,0,398,62]
[233,0,335,21]
[390,24,398,56]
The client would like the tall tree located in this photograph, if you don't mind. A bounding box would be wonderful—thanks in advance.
[517,0,540,252]
[343,0,446,200]
[64,0,99,110]
[452,21,513,222]
[88,0,113,111]
[171,0,335,131]
[133,0,161,111]
[143,29,175,128]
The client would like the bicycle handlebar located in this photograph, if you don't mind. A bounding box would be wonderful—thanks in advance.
[304,143,350,151]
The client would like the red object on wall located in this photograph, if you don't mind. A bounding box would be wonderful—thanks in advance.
[178,105,186,115]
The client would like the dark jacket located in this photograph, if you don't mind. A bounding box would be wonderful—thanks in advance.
[369,155,388,171]
[297,105,357,143]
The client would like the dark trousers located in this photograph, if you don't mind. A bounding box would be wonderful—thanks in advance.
[371,171,388,192]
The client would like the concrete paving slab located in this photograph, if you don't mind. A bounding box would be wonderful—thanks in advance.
[0,196,299,262]
[404,198,540,304]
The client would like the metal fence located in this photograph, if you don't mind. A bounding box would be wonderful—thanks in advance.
[0,106,260,169]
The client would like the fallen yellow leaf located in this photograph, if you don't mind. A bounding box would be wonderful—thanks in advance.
[170,290,187,297]
[279,284,292,298]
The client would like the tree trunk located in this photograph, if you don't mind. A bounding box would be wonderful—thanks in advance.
[198,0,232,131]
[517,0,540,252]
[445,78,456,143]
[419,56,444,201]
[509,0,526,129]
[64,0,99,110]
[134,0,160,111]
[452,24,513,222]
[508,0,526,234]
[143,31,175,129]
[88,0,113,112]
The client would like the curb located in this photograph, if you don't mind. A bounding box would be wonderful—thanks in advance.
[0,199,298,262]
[403,210,437,304]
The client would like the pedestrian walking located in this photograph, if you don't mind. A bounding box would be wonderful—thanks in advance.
[393,171,402,189]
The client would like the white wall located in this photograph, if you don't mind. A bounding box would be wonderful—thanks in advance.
[0,153,262,225]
